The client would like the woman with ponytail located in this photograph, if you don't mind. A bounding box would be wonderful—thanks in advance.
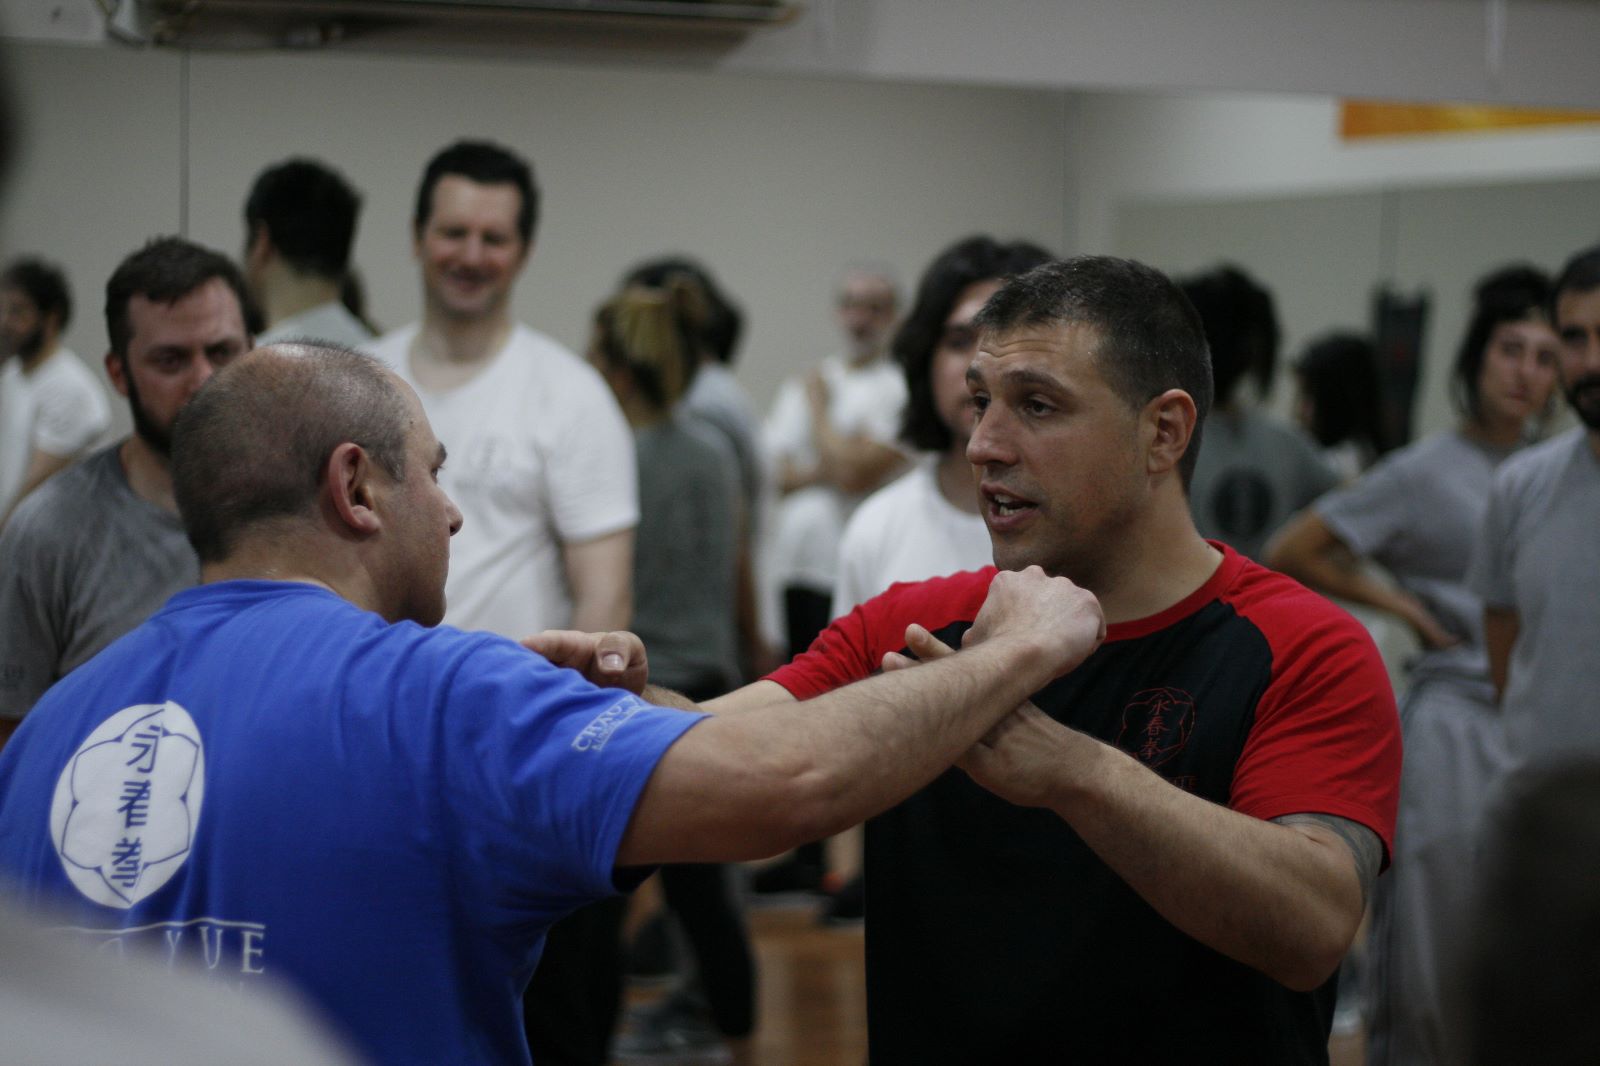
[588,279,756,1063]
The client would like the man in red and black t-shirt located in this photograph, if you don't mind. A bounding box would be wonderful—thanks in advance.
[588,256,1400,1063]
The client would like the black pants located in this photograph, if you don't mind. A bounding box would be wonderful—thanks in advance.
[782,586,834,872]
[522,895,630,1066]
[660,862,757,1036]
[523,680,756,1059]
[660,678,757,1037]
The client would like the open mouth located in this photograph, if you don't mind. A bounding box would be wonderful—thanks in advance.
[984,487,1038,520]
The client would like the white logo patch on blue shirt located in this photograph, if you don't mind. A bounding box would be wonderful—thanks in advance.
[571,698,644,754]
[49,701,205,909]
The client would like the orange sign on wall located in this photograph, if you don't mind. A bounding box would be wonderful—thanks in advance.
[1340,101,1600,139]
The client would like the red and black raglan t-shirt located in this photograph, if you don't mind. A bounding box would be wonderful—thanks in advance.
[767,544,1400,1065]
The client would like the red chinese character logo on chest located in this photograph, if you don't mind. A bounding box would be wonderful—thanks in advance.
[1116,687,1196,769]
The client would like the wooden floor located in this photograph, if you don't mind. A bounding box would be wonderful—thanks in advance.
[741,906,868,1066]
[626,901,1365,1066]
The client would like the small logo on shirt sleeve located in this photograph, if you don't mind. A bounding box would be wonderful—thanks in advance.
[49,701,206,909]
[571,698,645,753]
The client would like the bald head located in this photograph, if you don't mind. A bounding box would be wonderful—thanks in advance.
[172,344,413,563]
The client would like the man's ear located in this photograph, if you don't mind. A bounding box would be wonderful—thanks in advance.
[245,224,273,270]
[1143,388,1198,478]
[326,441,382,536]
[104,350,129,399]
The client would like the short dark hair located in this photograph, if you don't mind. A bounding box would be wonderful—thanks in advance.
[1453,264,1552,423]
[1,256,72,329]
[412,139,537,245]
[622,255,745,366]
[171,345,411,563]
[244,158,362,280]
[1552,244,1600,316]
[104,237,254,357]
[896,236,1052,451]
[1295,332,1387,454]
[1179,265,1280,406]
[973,255,1214,488]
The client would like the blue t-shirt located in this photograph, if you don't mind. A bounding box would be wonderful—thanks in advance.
[0,581,706,1065]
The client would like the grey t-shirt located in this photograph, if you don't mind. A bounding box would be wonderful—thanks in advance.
[631,415,741,694]
[1190,408,1339,561]
[681,362,763,531]
[0,444,198,719]
[1467,428,1600,766]
[256,301,374,350]
[1316,430,1513,684]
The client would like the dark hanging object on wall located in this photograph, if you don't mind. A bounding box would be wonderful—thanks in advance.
[1371,285,1429,449]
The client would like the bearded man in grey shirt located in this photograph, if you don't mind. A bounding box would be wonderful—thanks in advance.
[1470,245,1600,773]
[0,238,252,742]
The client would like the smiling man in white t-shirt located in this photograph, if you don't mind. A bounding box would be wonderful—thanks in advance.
[368,140,636,641]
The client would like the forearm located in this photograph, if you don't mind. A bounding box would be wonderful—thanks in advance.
[570,587,630,633]
[733,542,775,678]
[1269,517,1437,636]
[15,449,71,505]
[776,457,820,495]
[1484,606,1519,702]
[812,426,904,495]
[1289,550,1428,629]
[617,568,1104,866]
[564,529,634,632]
[783,639,1060,831]
[621,634,1069,865]
[1047,733,1362,990]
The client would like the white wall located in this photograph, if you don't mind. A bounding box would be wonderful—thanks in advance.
[0,40,1071,424]
[725,0,1600,109]
[14,0,1600,111]
[1072,90,1600,254]
[0,44,184,403]
[1075,88,1600,438]
[6,34,1597,442]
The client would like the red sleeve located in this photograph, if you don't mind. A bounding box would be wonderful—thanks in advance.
[765,568,996,701]
[1226,574,1403,863]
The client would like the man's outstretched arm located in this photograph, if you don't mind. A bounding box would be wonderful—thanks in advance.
[613,567,1105,867]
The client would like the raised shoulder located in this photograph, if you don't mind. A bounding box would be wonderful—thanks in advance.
[1224,555,1376,649]
[1490,427,1585,506]
[766,567,996,701]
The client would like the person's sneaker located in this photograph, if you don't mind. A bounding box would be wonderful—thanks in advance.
[611,1000,732,1065]
[819,872,864,926]
[749,857,825,897]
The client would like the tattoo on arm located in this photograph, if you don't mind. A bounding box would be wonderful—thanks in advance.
[1273,812,1383,908]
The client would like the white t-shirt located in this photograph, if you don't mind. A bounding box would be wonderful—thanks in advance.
[368,323,638,637]
[831,456,991,616]
[762,354,907,591]
[0,348,111,515]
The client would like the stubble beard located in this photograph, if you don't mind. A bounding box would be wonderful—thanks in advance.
[1567,373,1600,431]
[122,367,173,456]
[1,324,44,362]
